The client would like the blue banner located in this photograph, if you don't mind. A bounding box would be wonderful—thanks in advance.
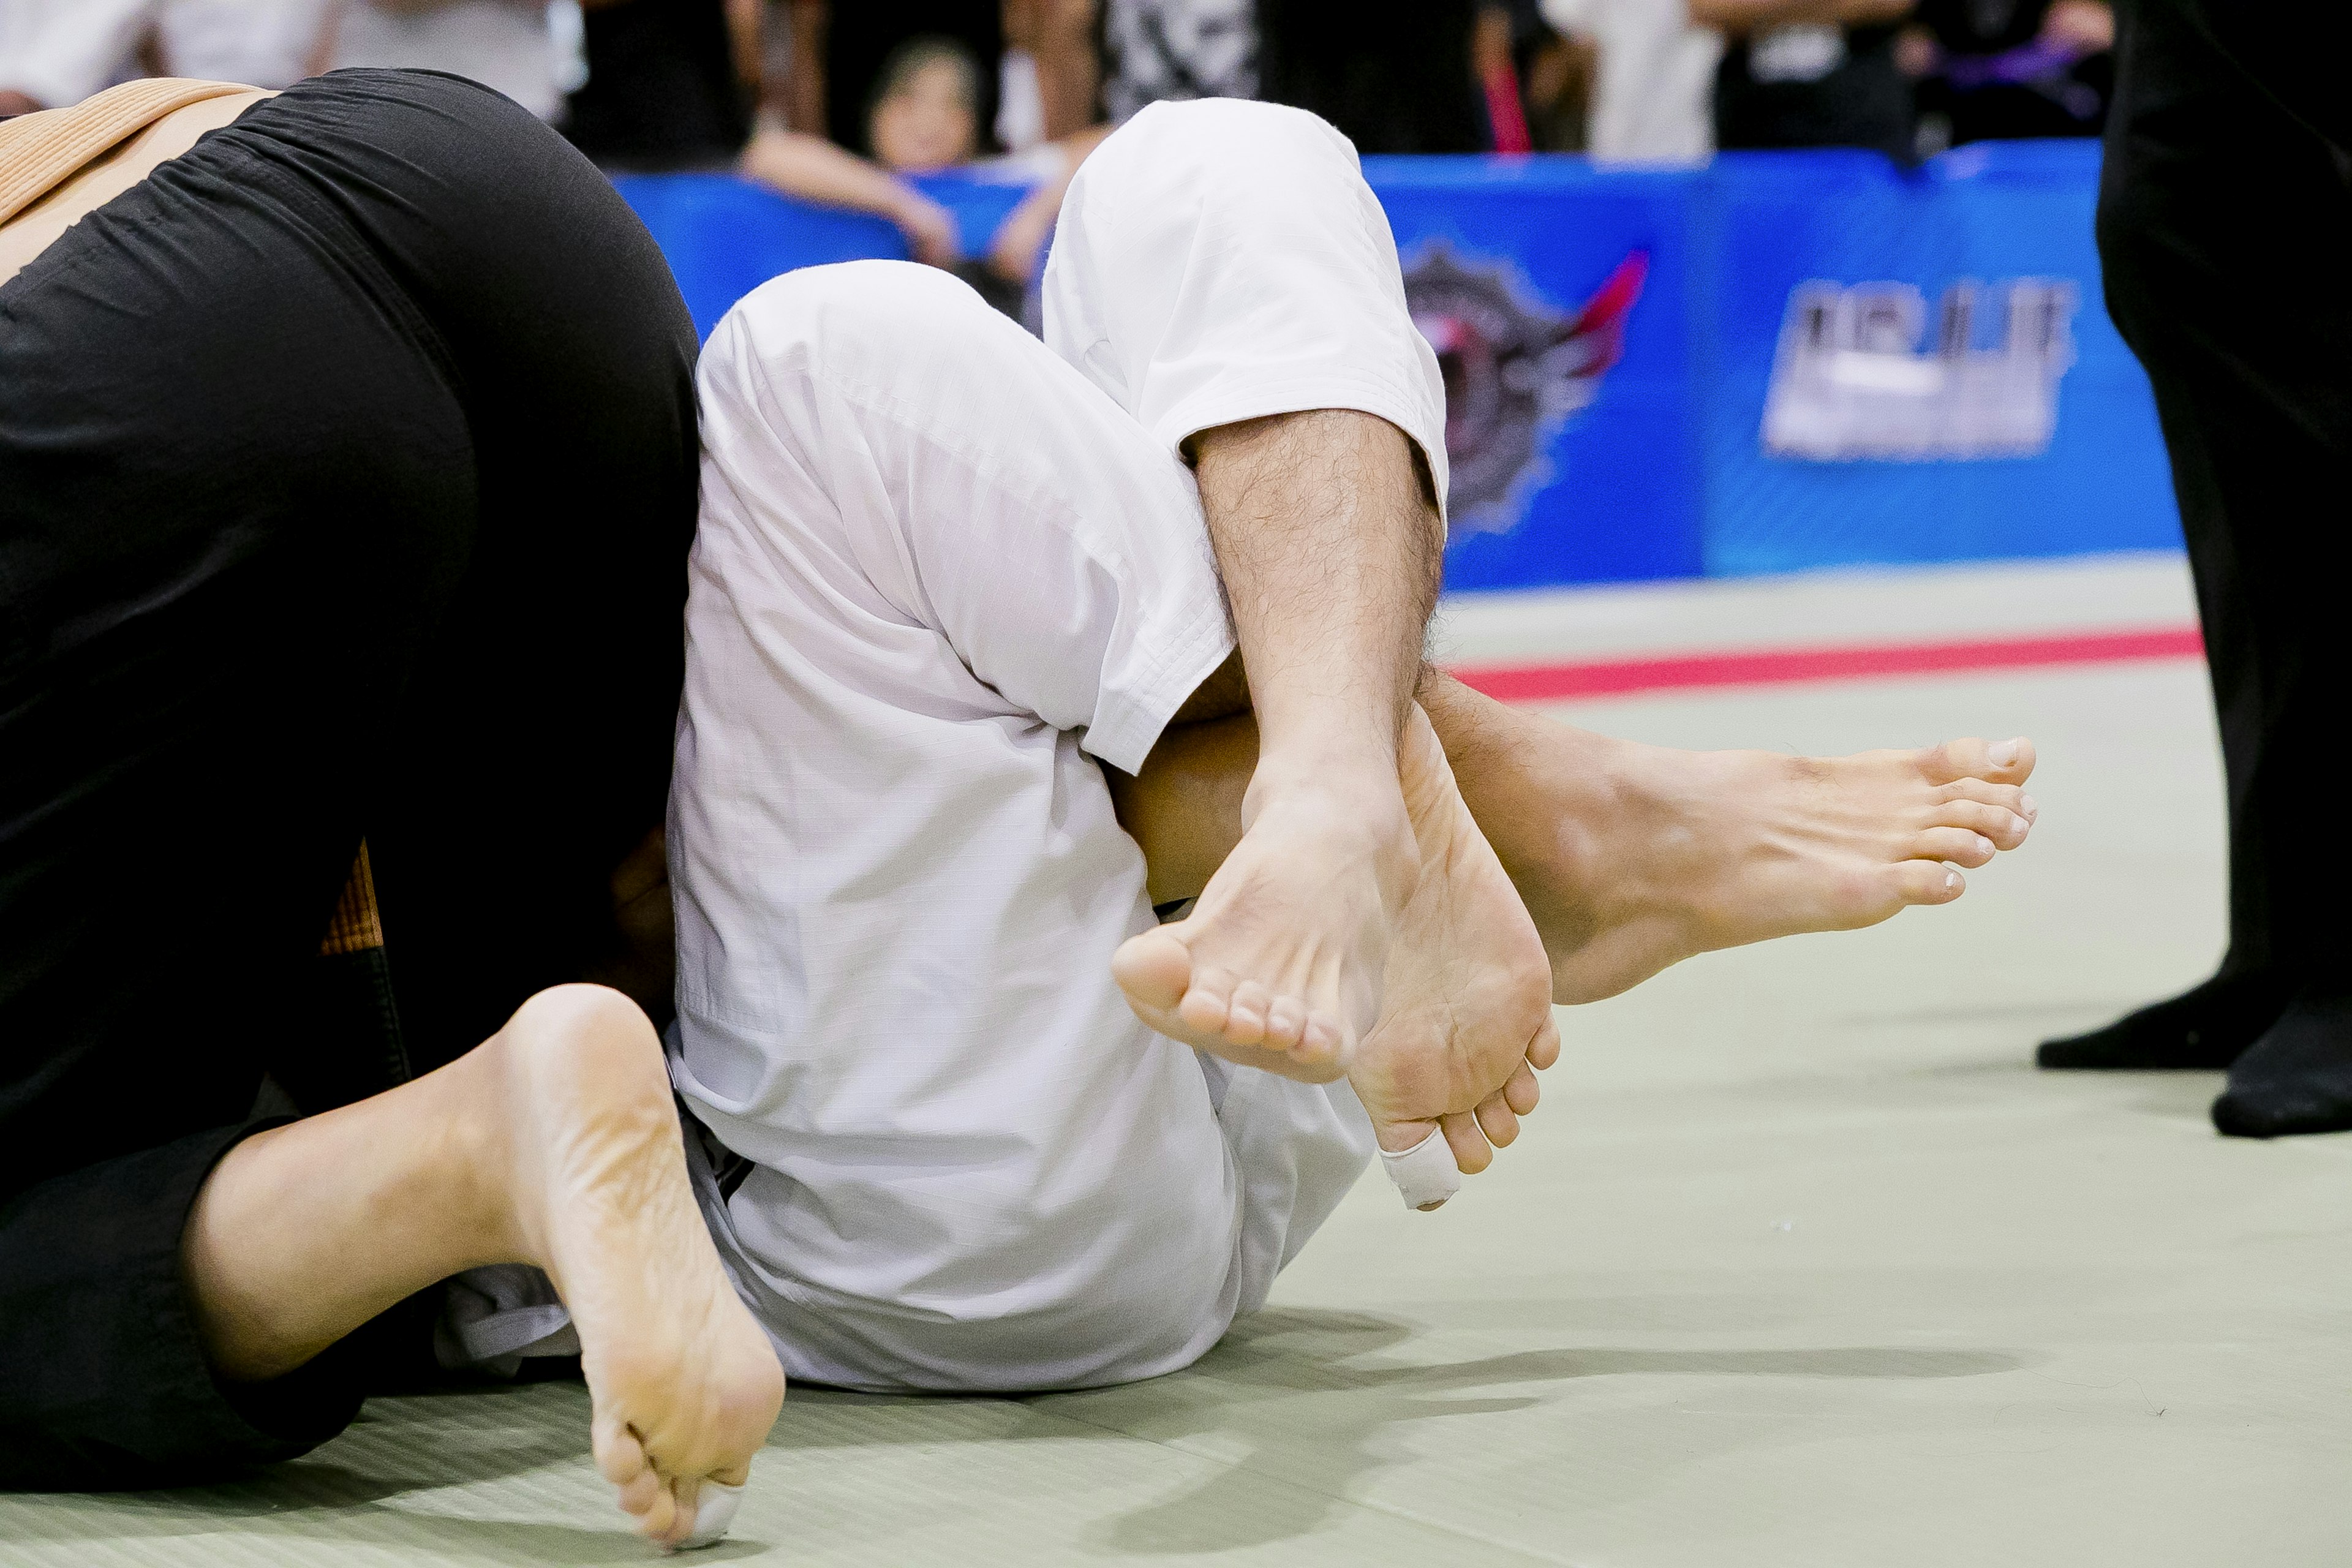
[616,137,2179,591]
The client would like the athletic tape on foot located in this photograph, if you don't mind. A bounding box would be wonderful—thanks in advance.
[673,1479,744,1551]
[1378,1128,1461,1210]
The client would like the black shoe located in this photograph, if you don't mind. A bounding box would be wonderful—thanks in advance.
[2037,971,2294,1070]
[2211,986,2352,1138]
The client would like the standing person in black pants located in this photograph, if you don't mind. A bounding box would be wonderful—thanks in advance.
[2039,1,2352,1137]
[0,70,780,1539]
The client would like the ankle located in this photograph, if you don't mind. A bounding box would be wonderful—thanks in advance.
[1242,760,1412,841]
[431,1044,537,1269]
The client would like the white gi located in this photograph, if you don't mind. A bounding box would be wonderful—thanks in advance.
[669,100,1451,1393]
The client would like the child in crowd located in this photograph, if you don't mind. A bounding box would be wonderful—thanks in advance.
[740,36,1106,312]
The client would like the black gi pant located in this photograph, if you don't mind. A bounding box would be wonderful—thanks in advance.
[0,71,697,1485]
[2073,0,2352,1053]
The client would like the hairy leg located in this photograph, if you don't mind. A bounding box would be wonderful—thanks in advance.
[1115,673,2037,1009]
[1112,410,1441,1071]
[182,985,783,1547]
[1415,670,2036,1003]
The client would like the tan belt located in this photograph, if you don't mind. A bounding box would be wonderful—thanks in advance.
[0,77,252,227]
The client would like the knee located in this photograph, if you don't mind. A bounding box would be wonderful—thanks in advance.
[1070,99,1378,262]
[1112,97,1355,178]
[719,260,1015,394]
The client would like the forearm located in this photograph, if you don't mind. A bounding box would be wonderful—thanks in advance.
[739,127,915,223]
[1690,0,1912,34]
[723,0,763,91]
[989,124,1110,279]
[1031,0,1102,140]
[784,0,826,134]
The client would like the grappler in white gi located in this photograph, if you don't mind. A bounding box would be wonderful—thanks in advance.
[668,100,2045,1396]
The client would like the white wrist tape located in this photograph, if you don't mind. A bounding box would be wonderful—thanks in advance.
[1378,1128,1461,1210]
[674,1478,744,1551]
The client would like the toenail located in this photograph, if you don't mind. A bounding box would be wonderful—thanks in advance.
[1990,741,2020,766]
[2020,794,2038,818]
[1944,870,1960,889]
[1975,834,1994,856]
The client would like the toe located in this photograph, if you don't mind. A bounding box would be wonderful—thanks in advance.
[1262,995,1308,1052]
[1110,929,1194,1014]
[1526,1009,1562,1072]
[615,1466,663,1520]
[1913,826,1997,867]
[1919,736,2037,786]
[595,1419,649,1490]
[1441,1112,1494,1174]
[1174,967,1234,1036]
[1896,861,1966,905]
[1298,1012,1348,1066]
[1932,780,2034,841]
[1504,1058,1541,1115]
[1924,797,2027,849]
[1475,1093,1521,1148]
[1221,981,1272,1046]
[661,1477,704,1549]
[638,1480,679,1543]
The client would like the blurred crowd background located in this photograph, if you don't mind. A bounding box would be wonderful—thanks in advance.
[2,0,2116,249]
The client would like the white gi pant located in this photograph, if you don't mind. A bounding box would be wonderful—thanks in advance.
[668,100,1450,1393]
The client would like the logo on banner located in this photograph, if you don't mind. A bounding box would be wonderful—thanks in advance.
[1405,244,1648,536]
[1762,279,2077,461]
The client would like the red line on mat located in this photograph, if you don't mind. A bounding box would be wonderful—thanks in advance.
[1448,625,2206,703]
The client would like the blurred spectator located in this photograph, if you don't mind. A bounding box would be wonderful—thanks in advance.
[1542,0,1722,162]
[741,35,1106,311]
[1902,0,2110,156]
[782,2,1000,154]
[1001,0,1098,145]
[0,0,331,113]
[564,0,756,170]
[779,2,1099,157]
[323,1,571,121]
[1471,2,1534,152]
[1259,0,1487,153]
[1693,0,1915,157]
[1513,4,1597,153]
[1100,0,1255,123]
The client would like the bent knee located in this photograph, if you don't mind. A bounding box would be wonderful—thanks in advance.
[717,260,1018,394]
[1105,97,1359,182]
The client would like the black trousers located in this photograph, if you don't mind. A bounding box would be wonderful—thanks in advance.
[0,71,698,1485]
[2094,1,2352,1006]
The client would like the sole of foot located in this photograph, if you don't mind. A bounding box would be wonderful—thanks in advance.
[1504,731,2038,1006]
[1111,764,1419,1082]
[1348,708,1559,1204]
[2038,972,2294,1070]
[2210,988,2352,1138]
[490,986,785,1548]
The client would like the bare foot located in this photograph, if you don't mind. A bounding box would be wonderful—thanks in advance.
[1112,762,1418,1081]
[1455,717,2038,1005]
[489,987,785,1548]
[1346,709,1560,1198]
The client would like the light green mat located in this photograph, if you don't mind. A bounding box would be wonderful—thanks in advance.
[7,663,2348,1567]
